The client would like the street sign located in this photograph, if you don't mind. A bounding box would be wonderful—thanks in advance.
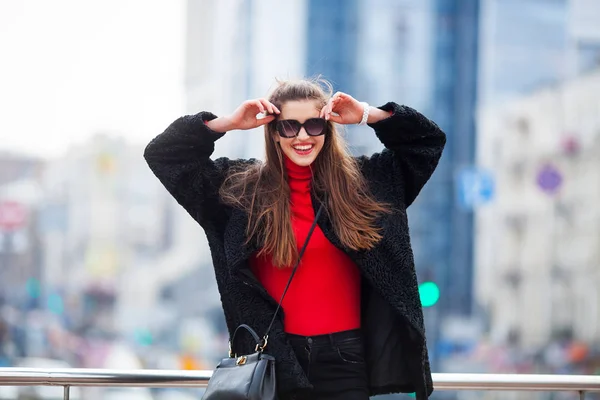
[536,163,563,194]
[0,201,27,231]
[457,167,495,210]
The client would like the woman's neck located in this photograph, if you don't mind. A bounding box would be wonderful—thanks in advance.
[284,155,313,181]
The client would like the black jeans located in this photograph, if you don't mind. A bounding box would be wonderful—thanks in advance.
[286,329,369,400]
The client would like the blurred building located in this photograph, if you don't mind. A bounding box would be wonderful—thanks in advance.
[474,0,600,349]
[305,0,359,96]
[0,152,44,186]
[39,134,174,336]
[478,0,600,110]
[568,0,600,75]
[425,0,480,319]
[475,68,600,347]
[478,0,569,109]
[321,0,436,153]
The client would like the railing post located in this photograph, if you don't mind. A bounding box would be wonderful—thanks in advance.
[579,390,586,400]
[63,385,70,400]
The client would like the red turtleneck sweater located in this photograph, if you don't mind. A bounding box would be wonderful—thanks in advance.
[249,156,361,336]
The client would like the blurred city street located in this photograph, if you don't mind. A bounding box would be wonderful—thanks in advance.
[1,0,600,399]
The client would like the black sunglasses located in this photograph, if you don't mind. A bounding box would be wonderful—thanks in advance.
[275,118,327,138]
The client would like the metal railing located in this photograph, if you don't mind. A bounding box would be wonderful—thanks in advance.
[0,368,599,399]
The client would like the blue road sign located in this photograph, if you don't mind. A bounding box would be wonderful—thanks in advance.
[457,167,495,210]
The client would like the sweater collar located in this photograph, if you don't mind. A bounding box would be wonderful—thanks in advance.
[284,155,313,181]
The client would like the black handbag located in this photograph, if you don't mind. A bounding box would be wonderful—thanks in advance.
[202,204,325,400]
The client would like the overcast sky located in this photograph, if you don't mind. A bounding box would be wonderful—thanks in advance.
[0,0,186,159]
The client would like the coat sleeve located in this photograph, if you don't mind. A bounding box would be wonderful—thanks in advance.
[143,111,253,233]
[358,102,446,208]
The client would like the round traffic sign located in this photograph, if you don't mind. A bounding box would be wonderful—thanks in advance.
[0,201,28,231]
[536,164,563,194]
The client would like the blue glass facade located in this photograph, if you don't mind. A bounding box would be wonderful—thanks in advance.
[405,0,480,369]
[433,0,479,317]
[305,0,359,92]
[305,0,366,153]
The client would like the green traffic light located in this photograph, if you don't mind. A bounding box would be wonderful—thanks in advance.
[419,281,440,307]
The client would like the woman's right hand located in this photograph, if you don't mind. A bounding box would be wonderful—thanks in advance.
[206,99,281,132]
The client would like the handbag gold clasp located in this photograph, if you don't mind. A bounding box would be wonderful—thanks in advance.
[255,335,268,352]
[236,355,247,365]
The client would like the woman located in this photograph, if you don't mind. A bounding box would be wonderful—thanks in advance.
[144,78,446,399]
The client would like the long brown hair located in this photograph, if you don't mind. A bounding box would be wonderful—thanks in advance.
[219,78,390,267]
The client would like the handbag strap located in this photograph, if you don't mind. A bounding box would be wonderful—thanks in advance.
[231,324,261,346]
[229,323,262,357]
[257,202,325,351]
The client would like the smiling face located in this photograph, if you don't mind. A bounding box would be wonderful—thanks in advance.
[274,100,326,167]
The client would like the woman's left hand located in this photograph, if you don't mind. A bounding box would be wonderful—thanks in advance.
[320,92,364,125]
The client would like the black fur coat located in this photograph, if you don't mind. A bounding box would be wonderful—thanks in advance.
[144,102,446,399]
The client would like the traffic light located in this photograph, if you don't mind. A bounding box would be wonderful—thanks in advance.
[419,281,440,307]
